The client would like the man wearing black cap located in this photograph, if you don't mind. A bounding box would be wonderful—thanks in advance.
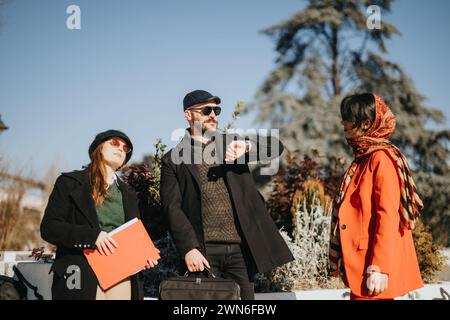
[160,90,293,300]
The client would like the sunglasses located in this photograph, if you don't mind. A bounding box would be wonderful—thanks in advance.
[108,138,131,154]
[189,106,222,116]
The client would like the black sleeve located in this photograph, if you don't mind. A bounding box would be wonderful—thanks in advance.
[40,176,101,250]
[160,155,200,258]
[223,133,284,164]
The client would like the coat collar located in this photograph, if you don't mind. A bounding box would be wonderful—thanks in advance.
[63,168,136,226]
[174,129,201,186]
[64,169,99,228]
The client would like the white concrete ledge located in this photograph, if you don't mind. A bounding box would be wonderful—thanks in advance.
[253,282,450,300]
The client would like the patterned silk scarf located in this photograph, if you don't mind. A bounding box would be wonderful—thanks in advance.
[328,95,423,277]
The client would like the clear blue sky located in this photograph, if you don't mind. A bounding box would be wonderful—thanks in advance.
[1,0,449,180]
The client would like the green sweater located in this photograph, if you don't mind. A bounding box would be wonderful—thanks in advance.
[96,182,125,233]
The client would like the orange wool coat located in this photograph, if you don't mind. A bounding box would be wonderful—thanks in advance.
[338,150,423,298]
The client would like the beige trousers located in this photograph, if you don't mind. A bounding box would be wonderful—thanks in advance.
[96,278,131,300]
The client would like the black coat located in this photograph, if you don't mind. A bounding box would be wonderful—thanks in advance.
[40,169,144,300]
[160,131,294,275]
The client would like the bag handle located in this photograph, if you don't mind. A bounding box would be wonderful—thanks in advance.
[184,266,216,279]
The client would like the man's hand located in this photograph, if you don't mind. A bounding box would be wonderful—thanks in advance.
[366,271,389,296]
[185,248,210,272]
[225,140,251,162]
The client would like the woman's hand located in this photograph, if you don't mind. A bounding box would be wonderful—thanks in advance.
[145,248,160,269]
[145,258,159,269]
[366,271,389,296]
[95,231,118,256]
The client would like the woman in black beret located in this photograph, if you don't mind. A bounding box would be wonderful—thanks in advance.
[41,130,159,300]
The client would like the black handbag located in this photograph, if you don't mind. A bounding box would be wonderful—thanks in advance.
[159,268,240,300]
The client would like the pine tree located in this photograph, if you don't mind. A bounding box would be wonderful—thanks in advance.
[244,0,450,245]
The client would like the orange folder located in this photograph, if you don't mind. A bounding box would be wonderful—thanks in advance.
[84,218,160,290]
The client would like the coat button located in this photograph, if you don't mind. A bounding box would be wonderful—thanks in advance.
[341,224,347,230]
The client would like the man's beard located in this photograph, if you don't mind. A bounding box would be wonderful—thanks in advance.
[202,121,218,132]
[191,120,218,137]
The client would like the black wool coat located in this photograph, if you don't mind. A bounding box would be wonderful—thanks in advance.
[40,169,144,300]
[160,131,294,276]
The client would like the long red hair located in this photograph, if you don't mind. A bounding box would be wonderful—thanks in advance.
[88,143,110,207]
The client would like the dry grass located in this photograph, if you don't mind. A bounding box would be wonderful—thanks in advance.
[0,191,25,250]
[0,160,59,252]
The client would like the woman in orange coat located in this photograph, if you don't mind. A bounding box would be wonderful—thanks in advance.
[328,93,424,300]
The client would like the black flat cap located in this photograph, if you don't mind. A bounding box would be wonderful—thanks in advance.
[183,90,221,111]
[88,129,133,165]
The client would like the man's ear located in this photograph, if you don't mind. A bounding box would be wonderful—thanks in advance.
[184,110,192,122]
